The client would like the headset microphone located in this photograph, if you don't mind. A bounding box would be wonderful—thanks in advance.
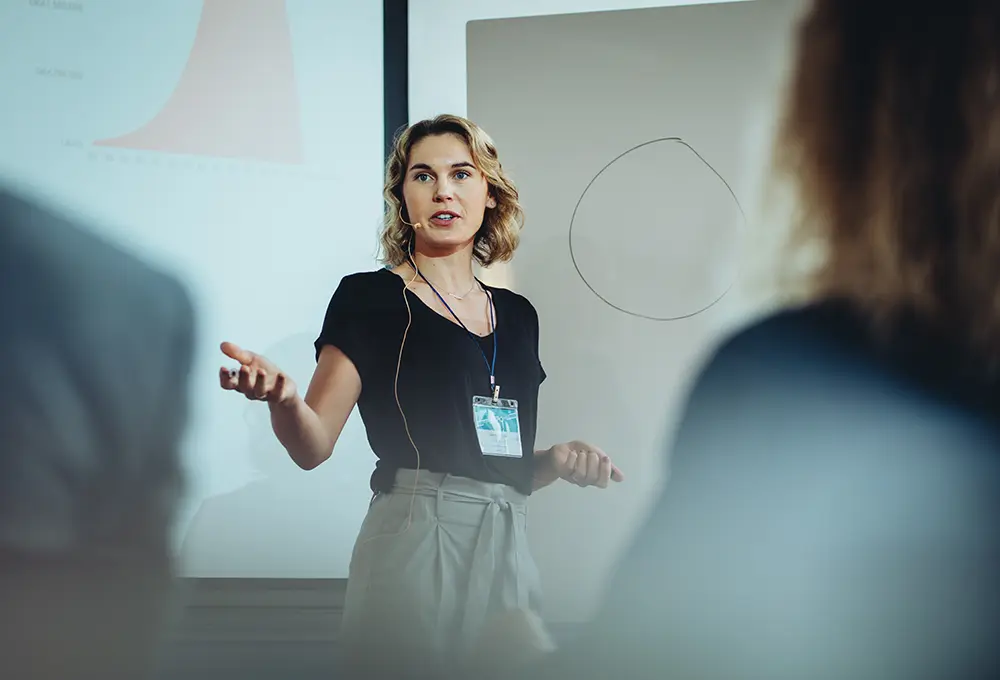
[398,207,422,231]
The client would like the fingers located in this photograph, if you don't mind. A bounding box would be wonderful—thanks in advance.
[219,366,238,390]
[235,365,271,401]
[252,370,268,400]
[237,365,254,393]
[569,448,591,487]
[557,441,619,488]
[219,362,294,404]
[537,442,621,490]
[586,444,606,484]
[610,465,625,483]
[596,456,613,489]
[558,442,596,487]
[273,373,290,403]
[220,341,254,365]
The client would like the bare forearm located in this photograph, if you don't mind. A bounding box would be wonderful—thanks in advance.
[269,395,334,470]
[532,449,558,491]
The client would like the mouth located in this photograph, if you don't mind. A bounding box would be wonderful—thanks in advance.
[429,211,460,226]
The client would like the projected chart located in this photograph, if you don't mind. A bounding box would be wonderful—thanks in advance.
[93,0,302,164]
[1,0,316,175]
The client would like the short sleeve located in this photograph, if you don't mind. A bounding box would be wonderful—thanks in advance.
[314,275,367,369]
[527,297,546,384]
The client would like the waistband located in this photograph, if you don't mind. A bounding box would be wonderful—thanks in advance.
[376,469,529,508]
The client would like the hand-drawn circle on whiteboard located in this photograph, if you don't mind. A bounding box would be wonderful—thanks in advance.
[568,137,746,321]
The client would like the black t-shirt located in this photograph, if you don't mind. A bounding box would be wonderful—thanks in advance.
[314,267,546,495]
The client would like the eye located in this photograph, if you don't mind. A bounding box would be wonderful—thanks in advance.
[454,170,471,180]
[414,172,432,182]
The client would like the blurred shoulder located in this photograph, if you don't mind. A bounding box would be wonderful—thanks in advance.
[669,301,924,465]
[692,301,876,396]
[675,300,992,464]
[713,302,868,362]
[0,186,193,330]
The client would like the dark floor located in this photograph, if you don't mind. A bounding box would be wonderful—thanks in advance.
[153,578,579,679]
[157,641,337,680]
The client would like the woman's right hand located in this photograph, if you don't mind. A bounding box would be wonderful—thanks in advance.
[218,341,297,405]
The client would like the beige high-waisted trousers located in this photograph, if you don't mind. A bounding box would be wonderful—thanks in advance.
[337,469,549,675]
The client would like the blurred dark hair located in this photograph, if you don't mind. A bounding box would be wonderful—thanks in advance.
[775,1,1000,369]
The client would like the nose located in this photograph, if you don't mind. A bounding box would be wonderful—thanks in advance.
[433,178,455,202]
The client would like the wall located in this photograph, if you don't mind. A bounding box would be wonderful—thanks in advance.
[409,0,750,123]
[0,0,386,578]
[412,0,803,621]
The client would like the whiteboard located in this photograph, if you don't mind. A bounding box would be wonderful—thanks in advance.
[463,0,801,621]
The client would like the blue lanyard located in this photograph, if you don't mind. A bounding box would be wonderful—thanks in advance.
[419,273,499,399]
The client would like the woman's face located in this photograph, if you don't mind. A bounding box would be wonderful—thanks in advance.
[401,132,496,255]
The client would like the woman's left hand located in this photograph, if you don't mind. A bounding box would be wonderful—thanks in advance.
[533,441,625,490]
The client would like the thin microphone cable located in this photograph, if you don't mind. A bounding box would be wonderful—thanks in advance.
[357,232,423,546]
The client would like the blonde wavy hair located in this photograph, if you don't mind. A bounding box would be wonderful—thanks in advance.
[379,114,524,267]
[775,1,1000,367]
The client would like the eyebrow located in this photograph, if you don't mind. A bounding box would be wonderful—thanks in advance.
[408,161,476,172]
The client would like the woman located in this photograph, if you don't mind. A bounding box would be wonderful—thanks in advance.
[218,114,622,672]
[524,3,1000,680]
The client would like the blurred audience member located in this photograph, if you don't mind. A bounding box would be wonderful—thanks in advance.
[0,186,195,679]
[520,3,1000,679]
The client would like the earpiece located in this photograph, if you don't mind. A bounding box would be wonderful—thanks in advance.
[398,207,422,230]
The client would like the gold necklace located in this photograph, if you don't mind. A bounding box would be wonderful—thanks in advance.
[447,280,479,300]
[410,263,479,300]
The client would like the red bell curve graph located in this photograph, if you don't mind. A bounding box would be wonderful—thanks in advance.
[94,0,303,164]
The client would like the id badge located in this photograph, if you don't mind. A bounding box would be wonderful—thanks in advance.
[472,396,522,458]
